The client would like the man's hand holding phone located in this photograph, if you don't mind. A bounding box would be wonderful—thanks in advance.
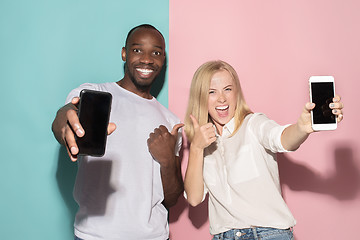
[52,95,116,162]
[65,97,84,161]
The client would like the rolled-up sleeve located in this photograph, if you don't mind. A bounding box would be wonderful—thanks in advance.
[248,113,292,153]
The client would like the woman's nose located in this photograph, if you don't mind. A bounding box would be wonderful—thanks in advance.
[217,92,226,102]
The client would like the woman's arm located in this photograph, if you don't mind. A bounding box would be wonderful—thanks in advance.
[184,145,206,207]
[184,115,216,206]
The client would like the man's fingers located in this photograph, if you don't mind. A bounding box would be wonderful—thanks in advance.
[189,114,199,128]
[71,96,80,105]
[64,127,79,162]
[65,145,78,162]
[154,126,165,135]
[107,123,116,135]
[66,109,84,137]
[64,125,79,156]
[171,123,184,136]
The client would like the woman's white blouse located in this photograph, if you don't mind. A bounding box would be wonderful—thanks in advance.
[203,113,296,235]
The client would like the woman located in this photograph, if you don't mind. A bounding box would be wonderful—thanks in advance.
[183,60,343,240]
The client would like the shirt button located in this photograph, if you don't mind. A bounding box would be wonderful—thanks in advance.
[236,231,241,237]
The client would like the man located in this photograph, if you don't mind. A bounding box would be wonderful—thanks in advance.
[52,24,184,240]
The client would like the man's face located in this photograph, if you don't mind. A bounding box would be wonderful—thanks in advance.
[122,28,166,91]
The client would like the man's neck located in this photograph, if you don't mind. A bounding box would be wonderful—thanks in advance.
[116,79,153,99]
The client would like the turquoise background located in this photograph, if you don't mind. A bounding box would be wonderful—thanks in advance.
[0,0,169,239]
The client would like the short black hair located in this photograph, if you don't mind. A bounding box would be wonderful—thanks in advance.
[125,24,165,49]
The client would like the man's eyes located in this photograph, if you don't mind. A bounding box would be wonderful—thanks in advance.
[132,49,162,56]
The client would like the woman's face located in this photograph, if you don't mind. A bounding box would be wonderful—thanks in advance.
[207,69,237,133]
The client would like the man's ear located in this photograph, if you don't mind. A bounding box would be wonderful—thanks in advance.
[121,47,126,61]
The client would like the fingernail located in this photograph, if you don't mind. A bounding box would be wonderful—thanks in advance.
[71,146,77,155]
[333,109,337,114]
[76,128,84,136]
[330,103,335,108]
[74,124,84,136]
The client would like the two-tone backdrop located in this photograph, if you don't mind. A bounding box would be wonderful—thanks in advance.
[1,0,359,239]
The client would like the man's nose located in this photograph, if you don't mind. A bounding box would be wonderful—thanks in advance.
[140,52,154,64]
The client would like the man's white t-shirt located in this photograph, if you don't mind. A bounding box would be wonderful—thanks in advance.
[65,82,181,240]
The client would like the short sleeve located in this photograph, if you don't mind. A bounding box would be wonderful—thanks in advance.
[65,83,100,104]
[174,130,183,157]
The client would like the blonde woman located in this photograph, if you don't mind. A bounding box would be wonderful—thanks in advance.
[184,60,344,240]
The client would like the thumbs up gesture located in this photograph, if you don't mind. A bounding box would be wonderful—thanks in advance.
[147,123,184,166]
[189,115,217,150]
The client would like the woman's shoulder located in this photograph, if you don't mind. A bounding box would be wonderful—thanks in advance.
[245,112,274,129]
[246,112,270,121]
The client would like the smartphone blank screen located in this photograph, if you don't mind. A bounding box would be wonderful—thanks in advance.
[77,89,112,156]
[311,82,335,124]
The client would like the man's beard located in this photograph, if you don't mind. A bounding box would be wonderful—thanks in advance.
[129,74,154,92]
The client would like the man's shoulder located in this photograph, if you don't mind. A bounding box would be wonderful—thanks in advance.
[66,82,115,102]
[70,82,114,92]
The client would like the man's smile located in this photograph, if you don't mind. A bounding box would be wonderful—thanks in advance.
[136,67,155,78]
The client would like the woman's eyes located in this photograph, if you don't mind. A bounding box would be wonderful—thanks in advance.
[209,88,232,94]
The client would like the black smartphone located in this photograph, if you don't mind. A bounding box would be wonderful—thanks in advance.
[309,76,337,131]
[76,89,112,156]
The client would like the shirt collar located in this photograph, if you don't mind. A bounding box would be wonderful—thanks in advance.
[218,117,235,137]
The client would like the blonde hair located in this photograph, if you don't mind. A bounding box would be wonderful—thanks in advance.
[184,60,252,142]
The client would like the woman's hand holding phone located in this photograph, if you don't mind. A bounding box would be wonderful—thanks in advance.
[309,76,339,131]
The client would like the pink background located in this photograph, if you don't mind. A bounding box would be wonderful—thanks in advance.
[168,1,360,239]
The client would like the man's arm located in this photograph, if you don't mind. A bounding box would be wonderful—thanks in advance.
[52,97,84,161]
[147,124,184,208]
[160,155,184,208]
